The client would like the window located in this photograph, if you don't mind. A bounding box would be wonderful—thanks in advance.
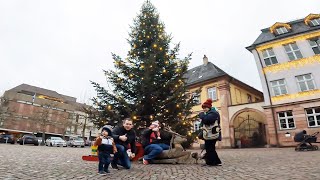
[192,92,200,105]
[194,121,201,131]
[309,38,320,55]
[278,111,295,129]
[270,79,288,96]
[310,18,320,26]
[305,107,320,127]
[247,94,252,103]
[207,87,217,101]
[275,27,289,35]
[284,43,303,60]
[262,48,278,66]
[255,97,260,102]
[296,74,316,92]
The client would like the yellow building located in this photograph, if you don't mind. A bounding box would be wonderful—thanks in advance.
[185,55,265,148]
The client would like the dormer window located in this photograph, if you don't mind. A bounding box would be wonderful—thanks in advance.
[275,27,289,35]
[310,18,320,26]
[270,22,291,36]
[304,14,320,27]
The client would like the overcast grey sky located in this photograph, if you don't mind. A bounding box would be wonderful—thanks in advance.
[0,0,319,103]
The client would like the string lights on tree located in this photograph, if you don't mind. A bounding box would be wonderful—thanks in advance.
[91,1,199,139]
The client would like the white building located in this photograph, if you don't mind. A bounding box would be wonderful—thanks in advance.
[246,13,320,146]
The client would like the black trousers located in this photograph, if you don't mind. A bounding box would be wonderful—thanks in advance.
[204,139,222,165]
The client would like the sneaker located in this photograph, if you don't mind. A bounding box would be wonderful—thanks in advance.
[143,158,149,165]
[104,169,110,173]
[111,162,119,170]
[98,171,106,175]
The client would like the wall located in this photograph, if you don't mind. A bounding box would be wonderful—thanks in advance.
[265,100,320,147]
[229,83,262,105]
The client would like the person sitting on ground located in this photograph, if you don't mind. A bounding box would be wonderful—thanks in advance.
[141,120,172,165]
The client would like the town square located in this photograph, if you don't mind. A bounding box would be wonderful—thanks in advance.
[1,144,320,179]
[1,0,320,179]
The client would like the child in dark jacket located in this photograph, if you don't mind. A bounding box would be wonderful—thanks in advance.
[94,126,117,175]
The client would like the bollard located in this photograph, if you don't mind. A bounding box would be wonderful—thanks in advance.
[5,137,8,144]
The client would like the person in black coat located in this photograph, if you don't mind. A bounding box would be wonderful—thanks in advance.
[111,118,136,169]
[198,99,222,166]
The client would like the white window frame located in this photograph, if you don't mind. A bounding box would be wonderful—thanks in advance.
[284,43,303,60]
[194,121,201,131]
[308,38,320,55]
[275,27,288,35]
[247,94,252,103]
[270,79,288,96]
[207,87,217,101]
[278,111,295,130]
[296,74,316,92]
[262,48,278,66]
[305,107,320,127]
[310,18,320,26]
[192,92,201,105]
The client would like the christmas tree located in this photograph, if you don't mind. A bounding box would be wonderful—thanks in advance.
[91,1,199,137]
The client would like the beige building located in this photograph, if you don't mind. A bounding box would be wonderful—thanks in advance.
[246,13,320,146]
[185,56,265,148]
[0,84,99,140]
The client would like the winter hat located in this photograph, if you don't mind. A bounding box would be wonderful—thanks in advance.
[101,125,112,136]
[151,121,159,126]
[202,99,213,109]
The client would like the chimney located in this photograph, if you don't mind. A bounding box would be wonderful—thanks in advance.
[203,55,208,65]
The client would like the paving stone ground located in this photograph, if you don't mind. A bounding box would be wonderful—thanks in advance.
[0,144,319,180]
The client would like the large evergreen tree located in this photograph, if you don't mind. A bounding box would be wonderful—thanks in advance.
[91,1,198,137]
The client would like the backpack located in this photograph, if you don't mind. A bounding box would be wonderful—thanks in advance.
[202,120,220,140]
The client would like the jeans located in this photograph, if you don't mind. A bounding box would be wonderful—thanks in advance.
[143,143,170,161]
[112,144,131,169]
[98,151,111,172]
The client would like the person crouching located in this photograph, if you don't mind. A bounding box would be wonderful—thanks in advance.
[95,126,117,175]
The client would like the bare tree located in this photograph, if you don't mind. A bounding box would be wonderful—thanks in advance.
[60,112,75,140]
[30,102,70,145]
[0,96,16,128]
[77,105,98,139]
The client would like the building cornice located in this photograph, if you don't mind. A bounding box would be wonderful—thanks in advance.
[263,54,320,74]
[263,97,320,109]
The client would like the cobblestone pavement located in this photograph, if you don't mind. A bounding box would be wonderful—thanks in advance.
[1,144,320,180]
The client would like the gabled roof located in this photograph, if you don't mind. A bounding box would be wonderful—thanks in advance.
[7,84,76,103]
[184,61,263,96]
[184,62,227,86]
[247,15,320,51]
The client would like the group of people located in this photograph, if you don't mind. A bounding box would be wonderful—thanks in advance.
[94,98,222,175]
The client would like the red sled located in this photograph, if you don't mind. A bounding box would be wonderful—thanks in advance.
[82,155,115,161]
[82,155,99,161]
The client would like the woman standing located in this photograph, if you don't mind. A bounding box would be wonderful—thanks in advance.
[199,99,222,166]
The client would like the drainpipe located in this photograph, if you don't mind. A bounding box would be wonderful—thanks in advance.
[256,49,280,147]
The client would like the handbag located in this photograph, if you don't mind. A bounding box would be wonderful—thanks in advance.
[197,130,204,140]
[202,120,220,140]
